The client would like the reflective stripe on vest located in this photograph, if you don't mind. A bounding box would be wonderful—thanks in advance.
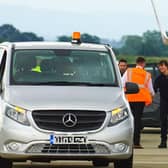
[126,68,152,105]
[138,73,150,88]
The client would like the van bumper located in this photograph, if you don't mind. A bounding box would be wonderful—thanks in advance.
[0,117,133,161]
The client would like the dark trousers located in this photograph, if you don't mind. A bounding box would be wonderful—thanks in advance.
[129,102,145,145]
[160,98,168,142]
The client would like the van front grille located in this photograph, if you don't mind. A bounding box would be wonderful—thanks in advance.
[42,144,95,154]
[26,143,110,154]
[32,110,106,132]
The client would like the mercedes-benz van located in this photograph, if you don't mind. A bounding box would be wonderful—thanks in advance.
[0,34,138,168]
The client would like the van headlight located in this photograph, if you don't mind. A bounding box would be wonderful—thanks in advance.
[108,107,129,126]
[5,104,30,126]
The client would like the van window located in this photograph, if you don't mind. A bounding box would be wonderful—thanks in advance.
[10,49,118,86]
[0,48,7,82]
[0,48,5,64]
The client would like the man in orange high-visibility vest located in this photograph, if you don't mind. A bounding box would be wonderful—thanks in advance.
[122,57,155,149]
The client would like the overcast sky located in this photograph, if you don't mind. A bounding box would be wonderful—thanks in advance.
[0,0,167,40]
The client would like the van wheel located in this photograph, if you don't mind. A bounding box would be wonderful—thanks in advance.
[113,154,133,168]
[92,159,109,167]
[0,158,12,168]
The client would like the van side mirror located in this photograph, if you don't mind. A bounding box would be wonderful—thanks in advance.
[125,82,139,94]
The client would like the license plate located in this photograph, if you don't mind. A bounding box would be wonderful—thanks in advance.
[50,135,87,144]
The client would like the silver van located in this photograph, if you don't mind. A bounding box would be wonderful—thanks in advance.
[0,37,138,168]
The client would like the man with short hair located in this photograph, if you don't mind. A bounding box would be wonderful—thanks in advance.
[122,57,154,149]
[154,60,168,148]
[118,59,128,76]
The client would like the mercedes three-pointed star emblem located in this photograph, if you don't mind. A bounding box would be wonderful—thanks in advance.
[62,113,77,127]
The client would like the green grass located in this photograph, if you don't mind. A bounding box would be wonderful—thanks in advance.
[117,55,168,64]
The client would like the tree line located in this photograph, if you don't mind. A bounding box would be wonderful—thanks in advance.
[118,31,168,56]
[58,31,168,57]
[0,24,43,42]
[0,24,168,56]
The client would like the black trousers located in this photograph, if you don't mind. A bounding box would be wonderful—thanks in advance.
[129,102,145,145]
[160,98,168,142]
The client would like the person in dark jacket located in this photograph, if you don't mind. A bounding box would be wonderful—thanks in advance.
[154,60,168,148]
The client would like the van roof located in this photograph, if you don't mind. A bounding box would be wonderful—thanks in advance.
[1,41,109,51]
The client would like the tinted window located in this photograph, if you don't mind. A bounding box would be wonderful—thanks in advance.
[11,49,118,86]
[145,65,159,81]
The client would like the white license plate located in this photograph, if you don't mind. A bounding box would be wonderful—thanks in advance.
[50,135,87,144]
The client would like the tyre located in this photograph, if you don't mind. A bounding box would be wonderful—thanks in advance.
[0,158,12,168]
[113,154,133,168]
[92,159,109,167]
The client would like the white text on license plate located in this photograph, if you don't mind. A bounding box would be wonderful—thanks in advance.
[50,135,87,144]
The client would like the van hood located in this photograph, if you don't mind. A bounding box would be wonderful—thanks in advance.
[4,86,125,111]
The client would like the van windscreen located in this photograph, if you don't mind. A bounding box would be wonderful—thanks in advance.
[10,49,118,86]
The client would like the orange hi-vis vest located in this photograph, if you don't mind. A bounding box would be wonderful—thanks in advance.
[126,67,152,106]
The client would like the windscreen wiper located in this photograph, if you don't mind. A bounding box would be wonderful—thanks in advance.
[25,81,117,86]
